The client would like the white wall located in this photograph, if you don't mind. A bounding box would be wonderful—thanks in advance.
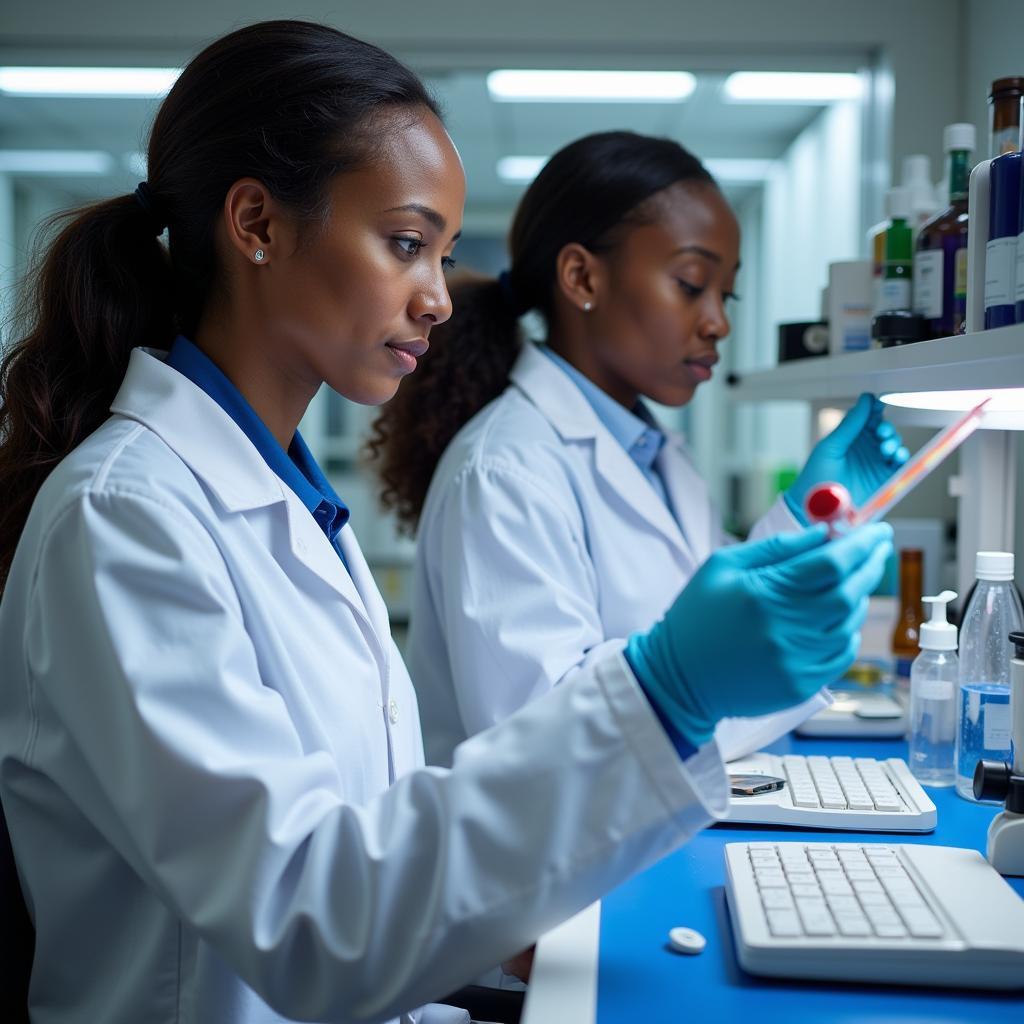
[961,0,1024,157]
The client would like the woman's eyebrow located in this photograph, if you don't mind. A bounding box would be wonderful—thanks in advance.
[671,245,741,272]
[384,203,462,240]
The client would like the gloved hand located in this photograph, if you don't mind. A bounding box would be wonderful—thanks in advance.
[625,522,893,747]
[785,393,909,523]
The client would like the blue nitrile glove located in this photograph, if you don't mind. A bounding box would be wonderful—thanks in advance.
[625,522,893,748]
[785,394,909,524]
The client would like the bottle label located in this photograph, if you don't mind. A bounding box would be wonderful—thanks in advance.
[913,249,943,318]
[984,236,1017,308]
[984,700,1012,749]
[917,678,954,700]
[954,246,968,302]
[1017,231,1024,304]
[879,278,912,312]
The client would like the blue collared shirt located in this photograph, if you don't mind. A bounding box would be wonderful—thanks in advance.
[166,336,350,551]
[539,346,674,510]
[539,345,696,760]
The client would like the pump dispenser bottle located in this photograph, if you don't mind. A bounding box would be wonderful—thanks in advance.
[908,591,958,786]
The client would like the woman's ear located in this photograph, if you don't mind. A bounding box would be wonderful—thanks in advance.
[555,242,604,314]
[222,178,293,266]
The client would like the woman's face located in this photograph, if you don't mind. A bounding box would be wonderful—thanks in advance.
[262,110,465,406]
[575,182,740,408]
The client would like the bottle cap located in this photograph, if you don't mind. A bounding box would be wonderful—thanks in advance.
[871,311,926,346]
[885,186,911,220]
[920,590,958,650]
[989,77,1024,101]
[900,154,932,188]
[943,122,976,153]
[1010,631,1024,660]
[976,550,1014,580]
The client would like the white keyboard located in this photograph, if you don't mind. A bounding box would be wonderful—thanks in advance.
[725,841,1024,989]
[724,753,936,831]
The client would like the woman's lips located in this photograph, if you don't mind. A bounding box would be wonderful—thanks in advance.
[684,355,718,383]
[385,338,429,372]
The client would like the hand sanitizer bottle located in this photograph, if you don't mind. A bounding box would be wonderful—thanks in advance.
[909,590,958,786]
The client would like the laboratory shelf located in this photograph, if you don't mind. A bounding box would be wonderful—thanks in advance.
[726,322,1024,420]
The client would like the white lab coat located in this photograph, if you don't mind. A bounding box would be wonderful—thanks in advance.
[410,342,823,768]
[0,347,733,1024]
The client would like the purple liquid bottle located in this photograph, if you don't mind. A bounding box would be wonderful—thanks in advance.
[914,124,975,338]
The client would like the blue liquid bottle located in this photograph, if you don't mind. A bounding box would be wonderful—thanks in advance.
[955,552,1024,800]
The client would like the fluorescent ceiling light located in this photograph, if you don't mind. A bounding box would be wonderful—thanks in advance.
[723,72,862,103]
[497,156,547,183]
[0,66,179,97]
[703,158,776,182]
[882,389,1024,413]
[500,154,777,186]
[488,69,696,103]
[0,150,114,174]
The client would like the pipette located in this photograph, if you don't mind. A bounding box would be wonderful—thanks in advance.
[805,396,991,532]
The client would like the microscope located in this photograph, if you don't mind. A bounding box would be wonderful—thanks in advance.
[973,630,1024,876]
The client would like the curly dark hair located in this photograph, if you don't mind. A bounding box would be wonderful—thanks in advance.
[0,20,438,591]
[366,130,714,534]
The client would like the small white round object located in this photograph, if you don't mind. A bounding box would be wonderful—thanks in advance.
[667,926,706,955]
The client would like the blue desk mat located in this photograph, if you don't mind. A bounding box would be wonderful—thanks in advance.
[597,734,1024,1024]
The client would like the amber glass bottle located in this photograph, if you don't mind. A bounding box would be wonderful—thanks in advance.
[988,77,1024,158]
[892,548,924,692]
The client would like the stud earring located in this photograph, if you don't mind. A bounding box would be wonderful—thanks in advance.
[253,249,265,262]
[583,301,593,312]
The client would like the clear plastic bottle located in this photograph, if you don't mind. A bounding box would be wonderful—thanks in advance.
[908,591,958,786]
[955,552,1024,800]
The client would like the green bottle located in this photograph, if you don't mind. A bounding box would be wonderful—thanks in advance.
[879,187,913,313]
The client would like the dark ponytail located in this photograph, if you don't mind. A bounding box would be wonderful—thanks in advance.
[0,19,438,590]
[368,130,714,533]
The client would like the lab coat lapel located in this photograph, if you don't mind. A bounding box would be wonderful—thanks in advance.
[510,344,693,564]
[111,348,386,654]
[658,431,714,565]
[336,527,393,677]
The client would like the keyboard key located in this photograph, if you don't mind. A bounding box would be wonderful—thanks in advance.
[836,913,873,937]
[791,883,822,897]
[760,889,795,910]
[755,870,787,888]
[844,869,876,881]
[784,872,816,885]
[826,895,860,913]
[864,905,901,926]
[857,890,891,907]
[820,876,854,896]
[766,909,803,937]
[874,921,908,938]
[796,902,837,936]
[900,908,944,938]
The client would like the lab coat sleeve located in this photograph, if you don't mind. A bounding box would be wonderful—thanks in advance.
[23,489,727,1024]
[748,494,803,541]
[431,458,622,736]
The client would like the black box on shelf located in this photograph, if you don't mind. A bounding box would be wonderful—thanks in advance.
[778,321,829,362]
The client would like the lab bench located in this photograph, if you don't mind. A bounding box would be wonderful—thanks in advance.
[522,732,1024,1024]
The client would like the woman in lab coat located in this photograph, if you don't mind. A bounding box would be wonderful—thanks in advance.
[370,130,907,769]
[0,23,891,1024]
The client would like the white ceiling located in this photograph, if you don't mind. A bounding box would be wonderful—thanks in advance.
[0,66,829,232]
